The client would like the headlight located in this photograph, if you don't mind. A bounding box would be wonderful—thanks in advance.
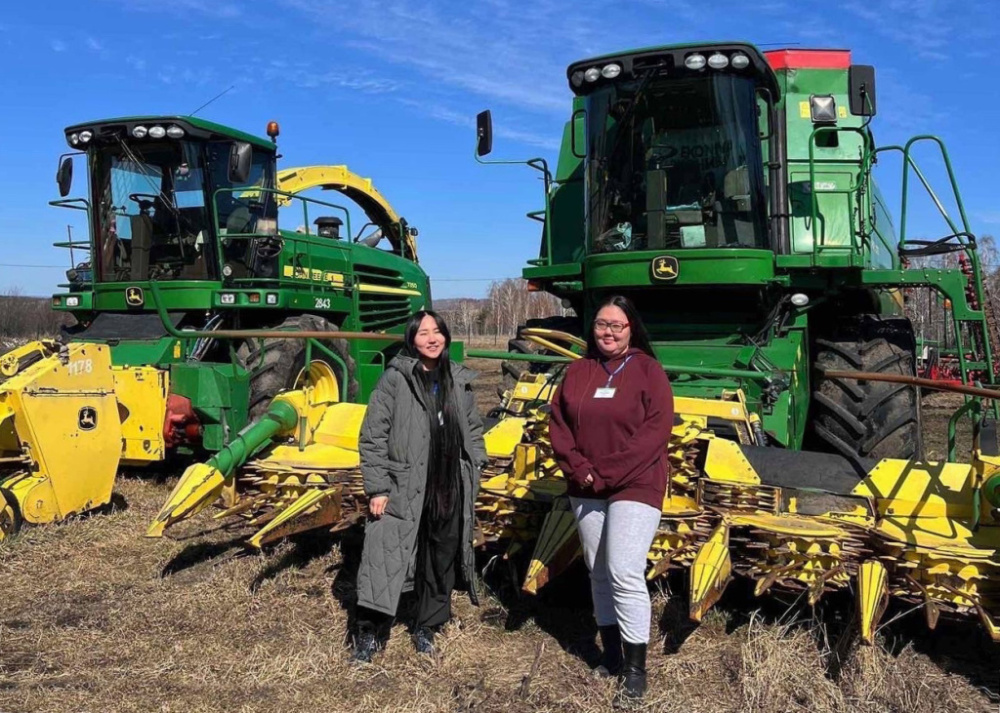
[132,125,148,138]
[570,70,584,87]
[584,67,601,82]
[69,133,79,145]
[78,130,93,143]
[731,53,750,69]
[148,125,166,139]
[66,296,80,307]
[601,63,621,79]
[708,53,729,69]
[685,53,706,70]
[220,293,236,305]
[166,125,185,139]
[266,293,278,305]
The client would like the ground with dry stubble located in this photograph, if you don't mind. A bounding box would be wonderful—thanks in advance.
[1,366,998,713]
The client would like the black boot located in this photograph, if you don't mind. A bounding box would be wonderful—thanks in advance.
[595,624,623,677]
[619,642,647,701]
[413,626,436,655]
[350,624,381,664]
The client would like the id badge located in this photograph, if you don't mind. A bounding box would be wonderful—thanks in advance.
[593,387,617,399]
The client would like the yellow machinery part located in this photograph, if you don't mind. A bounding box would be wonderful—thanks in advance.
[114,366,168,464]
[1,343,121,523]
[273,165,418,260]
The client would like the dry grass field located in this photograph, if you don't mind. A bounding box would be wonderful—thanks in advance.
[1,362,998,713]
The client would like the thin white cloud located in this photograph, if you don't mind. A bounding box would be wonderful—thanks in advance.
[978,211,1000,226]
[402,100,559,151]
[86,36,103,52]
[126,55,146,72]
[50,39,67,52]
[126,0,241,18]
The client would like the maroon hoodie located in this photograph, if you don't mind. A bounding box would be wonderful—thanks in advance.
[548,348,673,509]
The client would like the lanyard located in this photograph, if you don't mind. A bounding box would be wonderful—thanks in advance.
[600,355,632,388]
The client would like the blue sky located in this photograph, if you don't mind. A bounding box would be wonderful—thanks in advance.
[1,0,998,298]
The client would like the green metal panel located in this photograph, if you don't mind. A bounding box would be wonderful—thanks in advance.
[584,249,774,288]
[169,362,251,451]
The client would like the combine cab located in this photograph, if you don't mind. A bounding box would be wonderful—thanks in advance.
[0,116,431,542]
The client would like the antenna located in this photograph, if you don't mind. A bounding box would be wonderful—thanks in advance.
[188,85,236,117]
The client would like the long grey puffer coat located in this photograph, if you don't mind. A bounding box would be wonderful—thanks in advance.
[356,354,488,616]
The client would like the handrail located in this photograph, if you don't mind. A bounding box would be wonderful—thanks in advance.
[806,126,873,261]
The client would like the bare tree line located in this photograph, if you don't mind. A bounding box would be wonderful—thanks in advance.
[0,288,72,349]
[438,278,569,343]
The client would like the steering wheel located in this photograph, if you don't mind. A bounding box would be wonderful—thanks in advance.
[128,193,160,212]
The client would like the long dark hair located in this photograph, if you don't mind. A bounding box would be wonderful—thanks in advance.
[585,294,656,359]
[402,310,463,521]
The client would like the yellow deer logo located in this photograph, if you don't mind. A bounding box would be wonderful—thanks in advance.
[126,287,144,306]
[78,406,98,431]
[651,256,679,282]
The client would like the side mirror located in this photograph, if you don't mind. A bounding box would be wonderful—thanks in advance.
[57,156,73,197]
[849,65,877,117]
[228,141,253,184]
[476,110,493,157]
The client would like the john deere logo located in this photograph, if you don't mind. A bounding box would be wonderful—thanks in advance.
[126,287,144,307]
[78,406,97,431]
[651,256,679,282]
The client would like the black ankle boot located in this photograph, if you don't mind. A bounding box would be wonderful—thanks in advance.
[350,625,381,664]
[619,641,647,700]
[413,626,435,655]
[595,624,623,677]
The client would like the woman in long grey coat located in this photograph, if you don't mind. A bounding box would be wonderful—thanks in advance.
[351,310,488,662]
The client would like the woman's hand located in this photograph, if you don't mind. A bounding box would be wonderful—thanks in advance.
[584,473,594,487]
[369,495,389,518]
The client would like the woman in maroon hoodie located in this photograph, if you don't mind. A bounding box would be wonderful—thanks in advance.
[548,295,673,702]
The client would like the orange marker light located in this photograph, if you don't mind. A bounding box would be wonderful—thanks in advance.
[944,298,953,310]
[266,121,280,138]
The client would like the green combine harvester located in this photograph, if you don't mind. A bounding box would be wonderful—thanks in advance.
[477,43,998,463]
[0,115,429,540]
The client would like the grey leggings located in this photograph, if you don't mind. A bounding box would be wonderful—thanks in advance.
[570,497,661,644]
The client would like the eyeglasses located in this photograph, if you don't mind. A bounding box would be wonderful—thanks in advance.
[594,320,630,334]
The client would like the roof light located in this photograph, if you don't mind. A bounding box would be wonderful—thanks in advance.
[810,95,838,123]
[78,130,93,143]
[708,53,729,69]
[685,53,706,70]
[601,63,621,79]
[148,125,166,139]
[570,70,584,87]
[266,121,280,138]
[166,125,185,138]
[584,67,601,82]
[731,53,750,69]
[132,125,148,138]
[69,133,79,146]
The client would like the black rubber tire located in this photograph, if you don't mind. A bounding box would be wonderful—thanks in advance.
[808,315,921,462]
[237,314,359,421]
[0,487,22,542]
[500,316,582,393]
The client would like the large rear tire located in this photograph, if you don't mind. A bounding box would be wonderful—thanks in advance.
[501,316,582,393]
[809,315,921,461]
[237,314,359,421]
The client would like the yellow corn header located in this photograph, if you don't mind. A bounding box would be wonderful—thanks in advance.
[147,345,1000,643]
